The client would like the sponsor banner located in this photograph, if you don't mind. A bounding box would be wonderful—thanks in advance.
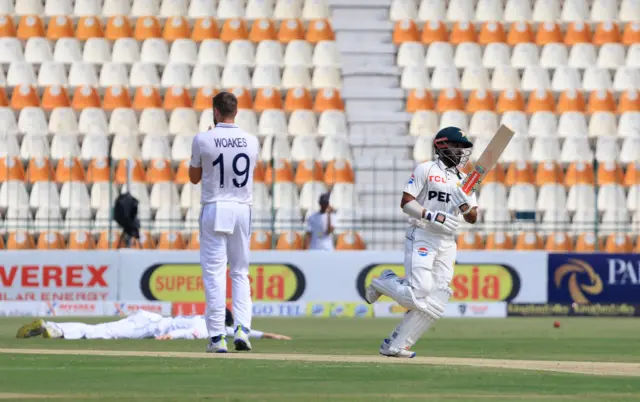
[172,302,207,316]
[118,250,546,303]
[0,301,48,317]
[253,302,307,317]
[0,251,118,302]
[44,301,105,316]
[103,302,172,316]
[372,302,507,318]
[306,302,373,318]
[508,303,639,317]
[548,254,640,304]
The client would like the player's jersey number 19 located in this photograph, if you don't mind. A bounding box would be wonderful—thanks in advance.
[212,152,250,188]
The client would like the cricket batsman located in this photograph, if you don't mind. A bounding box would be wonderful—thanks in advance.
[365,126,478,358]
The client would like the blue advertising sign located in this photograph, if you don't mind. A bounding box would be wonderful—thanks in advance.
[548,254,640,303]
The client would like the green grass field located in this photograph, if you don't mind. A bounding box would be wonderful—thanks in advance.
[1,317,640,401]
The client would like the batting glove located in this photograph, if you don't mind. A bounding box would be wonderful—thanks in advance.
[451,187,473,215]
[422,210,459,234]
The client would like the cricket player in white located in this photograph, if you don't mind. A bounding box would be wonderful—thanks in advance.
[365,127,479,358]
[189,92,260,353]
[16,311,291,341]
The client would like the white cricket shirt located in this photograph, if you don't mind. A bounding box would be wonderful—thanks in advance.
[306,212,334,250]
[403,158,478,235]
[190,123,260,205]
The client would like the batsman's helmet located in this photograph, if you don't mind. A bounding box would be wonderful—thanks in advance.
[433,126,473,168]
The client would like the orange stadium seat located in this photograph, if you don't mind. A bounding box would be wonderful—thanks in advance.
[174,160,190,185]
[193,87,220,111]
[635,237,640,253]
[249,19,277,42]
[0,235,5,249]
[485,232,514,250]
[421,20,448,44]
[55,157,86,183]
[164,87,193,110]
[0,15,17,37]
[393,20,420,44]
[507,21,534,45]
[72,86,102,110]
[515,233,543,250]
[278,19,305,43]
[46,16,74,40]
[574,233,602,252]
[26,157,55,183]
[306,19,334,43]
[587,90,616,114]
[132,86,162,110]
[466,89,496,113]
[253,160,266,183]
[42,85,71,111]
[406,89,435,112]
[564,22,591,45]
[157,231,186,250]
[536,162,564,185]
[557,90,586,113]
[478,21,506,45]
[0,157,26,181]
[335,232,366,250]
[86,158,111,183]
[505,161,535,186]
[96,231,121,249]
[103,86,132,110]
[37,231,66,250]
[17,16,45,40]
[128,231,156,249]
[565,162,595,186]
[220,18,249,42]
[324,159,354,185]
[618,90,640,113]
[163,17,190,42]
[450,21,477,44]
[314,88,344,112]
[284,88,313,112]
[596,162,624,185]
[535,22,563,45]
[526,89,555,113]
[456,232,484,250]
[604,233,633,253]
[254,88,283,112]
[192,18,219,42]
[276,231,304,250]
[497,89,526,113]
[105,16,134,41]
[593,22,620,45]
[545,233,574,252]
[7,231,36,250]
[0,88,8,107]
[294,160,324,186]
[622,22,640,46]
[77,17,104,40]
[11,85,40,110]
[264,159,294,185]
[436,88,464,112]
[186,231,200,250]
[115,159,146,184]
[68,231,96,250]
[624,162,640,187]
[231,87,254,109]
[251,231,273,250]
[481,163,506,184]
[146,159,174,183]
[134,16,162,40]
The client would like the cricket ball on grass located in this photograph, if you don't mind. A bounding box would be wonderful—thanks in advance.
[553,321,561,328]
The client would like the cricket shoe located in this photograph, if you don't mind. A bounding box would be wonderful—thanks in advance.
[206,335,228,353]
[379,338,416,359]
[233,325,252,351]
[42,324,63,339]
[16,319,45,339]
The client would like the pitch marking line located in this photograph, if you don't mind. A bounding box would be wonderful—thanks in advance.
[1,348,639,377]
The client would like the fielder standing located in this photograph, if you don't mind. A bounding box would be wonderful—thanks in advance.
[189,92,259,353]
[365,127,479,358]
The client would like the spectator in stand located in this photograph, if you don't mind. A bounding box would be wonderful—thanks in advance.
[305,193,335,250]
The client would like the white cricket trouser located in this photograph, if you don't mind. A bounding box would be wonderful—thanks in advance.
[200,201,252,338]
[404,227,456,295]
[50,311,163,340]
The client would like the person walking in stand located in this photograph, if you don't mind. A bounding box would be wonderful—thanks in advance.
[189,92,260,353]
[365,127,479,358]
[304,193,335,250]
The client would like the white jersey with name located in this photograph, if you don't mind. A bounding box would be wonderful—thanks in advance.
[190,123,259,205]
[403,158,478,235]
[306,212,334,250]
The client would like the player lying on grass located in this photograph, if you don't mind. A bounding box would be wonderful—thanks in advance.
[365,126,478,358]
[16,309,291,341]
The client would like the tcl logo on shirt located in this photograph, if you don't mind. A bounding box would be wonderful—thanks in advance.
[428,175,447,183]
[0,265,109,288]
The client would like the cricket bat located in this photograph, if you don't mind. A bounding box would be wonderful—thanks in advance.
[460,124,515,195]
